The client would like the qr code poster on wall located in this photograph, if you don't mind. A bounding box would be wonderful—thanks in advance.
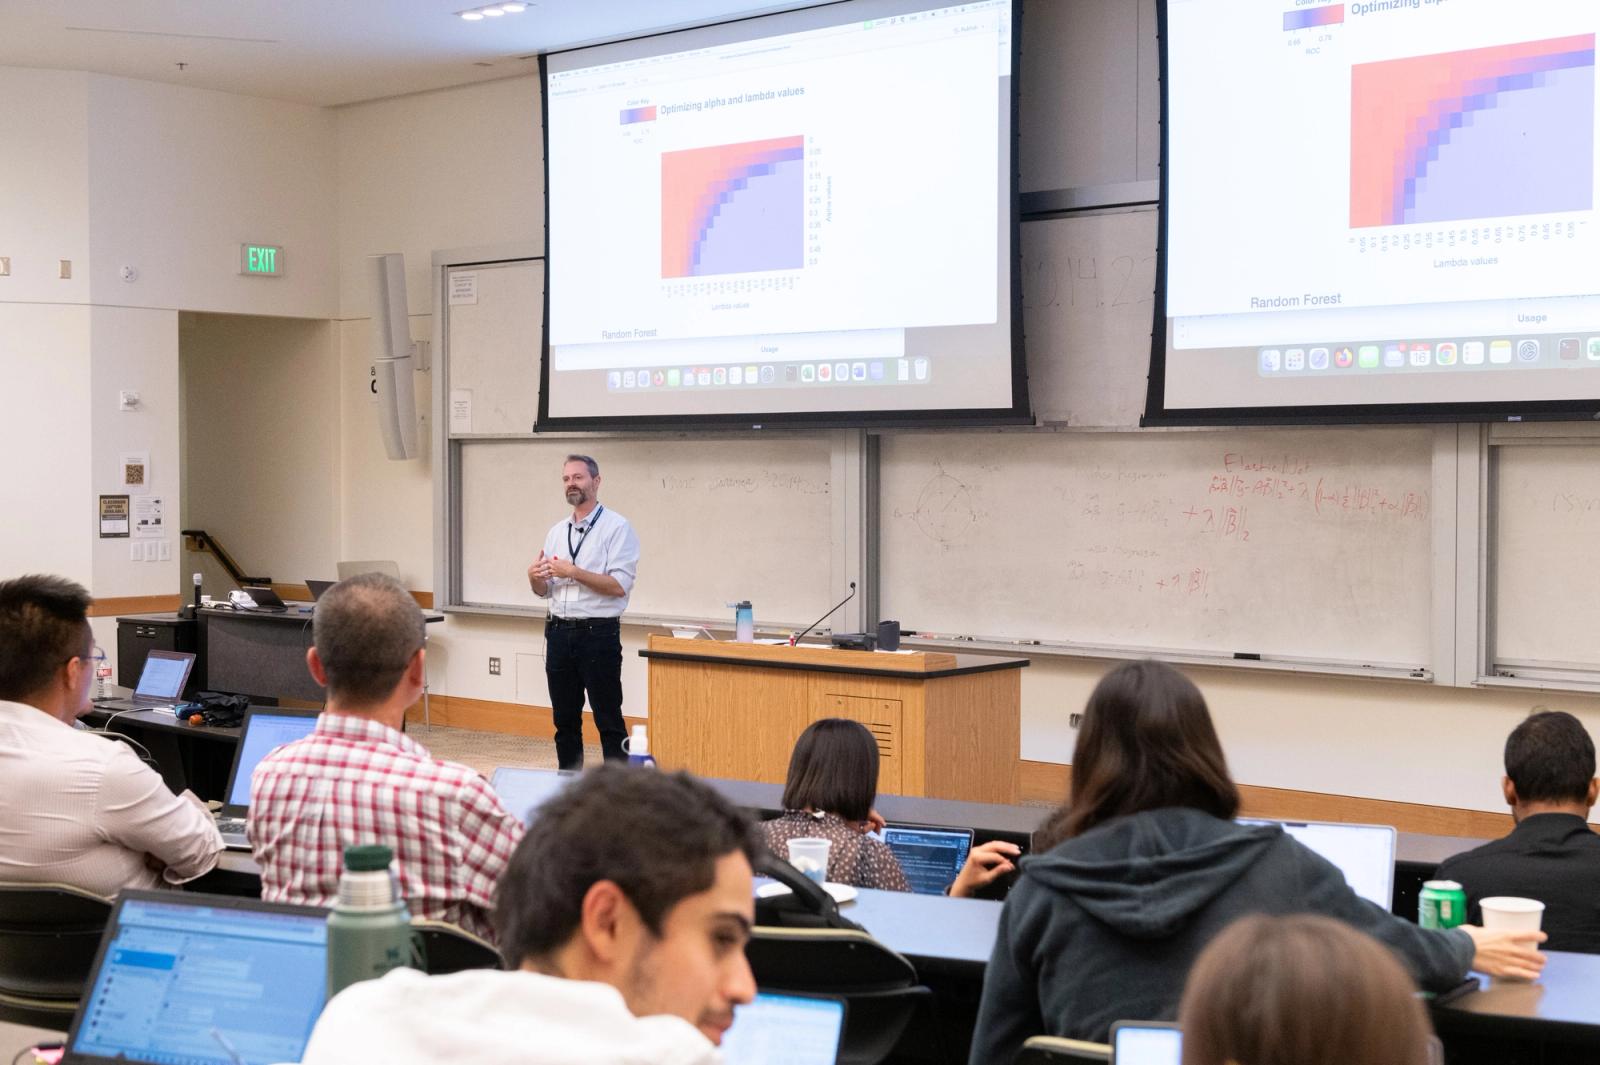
[120,451,151,494]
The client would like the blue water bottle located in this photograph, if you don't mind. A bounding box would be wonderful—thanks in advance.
[734,600,754,643]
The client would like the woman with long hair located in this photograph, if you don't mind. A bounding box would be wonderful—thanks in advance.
[968,660,1545,1060]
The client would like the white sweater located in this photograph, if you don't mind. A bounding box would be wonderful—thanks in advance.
[300,968,720,1065]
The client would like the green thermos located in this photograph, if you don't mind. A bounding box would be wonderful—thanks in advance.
[326,844,414,998]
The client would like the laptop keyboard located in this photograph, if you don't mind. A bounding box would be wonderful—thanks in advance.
[215,817,247,836]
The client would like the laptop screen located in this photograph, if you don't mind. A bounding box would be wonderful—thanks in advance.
[225,711,321,810]
[721,992,845,1065]
[491,766,576,826]
[1112,1023,1182,1065]
[1240,818,1397,909]
[882,826,974,895]
[67,894,328,1065]
[133,650,193,700]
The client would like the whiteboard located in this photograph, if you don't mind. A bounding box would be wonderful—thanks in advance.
[1021,208,1157,427]
[880,427,1435,665]
[458,436,835,625]
[1492,443,1600,671]
[444,259,542,436]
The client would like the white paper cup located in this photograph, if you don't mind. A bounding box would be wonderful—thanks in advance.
[1480,896,1545,932]
[786,837,832,884]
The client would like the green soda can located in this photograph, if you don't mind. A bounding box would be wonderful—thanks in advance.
[1419,879,1467,929]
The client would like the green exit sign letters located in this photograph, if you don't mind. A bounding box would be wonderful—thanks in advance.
[239,243,284,276]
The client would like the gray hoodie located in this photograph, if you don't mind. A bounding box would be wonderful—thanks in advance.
[968,808,1473,1060]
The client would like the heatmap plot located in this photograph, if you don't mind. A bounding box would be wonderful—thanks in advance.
[661,136,805,279]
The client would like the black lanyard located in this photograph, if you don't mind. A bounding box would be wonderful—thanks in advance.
[567,505,603,563]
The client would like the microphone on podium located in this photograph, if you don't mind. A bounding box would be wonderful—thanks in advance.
[790,582,857,647]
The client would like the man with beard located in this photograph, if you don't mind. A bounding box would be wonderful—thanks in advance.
[527,454,640,768]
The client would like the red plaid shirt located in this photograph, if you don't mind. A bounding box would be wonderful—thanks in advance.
[247,714,522,943]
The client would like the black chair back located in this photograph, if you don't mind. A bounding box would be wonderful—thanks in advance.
[0,882,112,1028]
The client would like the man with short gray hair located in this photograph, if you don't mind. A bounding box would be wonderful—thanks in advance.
[527,454,640,769]
[249,573,522,941]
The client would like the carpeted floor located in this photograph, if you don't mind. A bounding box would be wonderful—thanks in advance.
[405,723,599,776]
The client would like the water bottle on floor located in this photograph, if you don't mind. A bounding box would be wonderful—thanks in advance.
[624,724,657,769]
[326,844,414,998]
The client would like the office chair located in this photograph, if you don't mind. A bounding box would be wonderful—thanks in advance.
[746,926,932,1065]
[0,882,113,1029]
[413,919,503,975]
[1013,1035,1113,1064]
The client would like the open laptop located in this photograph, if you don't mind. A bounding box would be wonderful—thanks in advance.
[305,578,336,601]
[63,890,328,1065]
[882,824,975,895]
[96,649,196,712]
[240,585,289,611]
[1240,817,1397,909]
[213,707,321,848]
[720,992,846,1065]
[1110,1021,1182,1065]
[490,766,577,826]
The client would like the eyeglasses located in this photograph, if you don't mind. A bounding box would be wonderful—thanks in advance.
[67,645,107,667]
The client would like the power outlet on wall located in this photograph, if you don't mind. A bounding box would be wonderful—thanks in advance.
[1068,713,1082,729]
[488,657,501,676]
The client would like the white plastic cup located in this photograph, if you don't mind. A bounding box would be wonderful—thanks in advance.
[1480,896,1545,932]
[786,837,831,885]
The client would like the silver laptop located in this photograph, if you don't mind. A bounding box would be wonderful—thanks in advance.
[490,766,577,826]
[96,649,196,712]
[212,708,321,849]
[721,992,846,1065]
[1240,817,1397,909]
[64,890,328,1065]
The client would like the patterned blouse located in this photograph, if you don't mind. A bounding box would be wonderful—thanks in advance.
[760,810,911,892]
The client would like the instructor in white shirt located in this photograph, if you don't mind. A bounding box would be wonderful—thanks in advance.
[527,454,640,768]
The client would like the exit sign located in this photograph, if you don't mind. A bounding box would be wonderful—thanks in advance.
[239,243,284,276]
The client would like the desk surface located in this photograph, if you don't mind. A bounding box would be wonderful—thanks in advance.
[83,704,241,742]
[198,605,445,623]
[640,645,1028,681]
[842,886,1001,973]
[1434,951,1600,1045]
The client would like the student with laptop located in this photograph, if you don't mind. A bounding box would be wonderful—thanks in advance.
[249,573,522,942]
[1179,914,1437,1065]
[1436,709,1600,953]
[760,717,1021,895]
[967,660,1547,1059]
[0,574,221,895]
[301,765,760,1065]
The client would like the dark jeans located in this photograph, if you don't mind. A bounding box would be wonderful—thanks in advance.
[544,617,626,769]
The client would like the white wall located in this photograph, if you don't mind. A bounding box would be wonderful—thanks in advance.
[0,69,92,304]
[181,313,340,583]
[85,74,337,319]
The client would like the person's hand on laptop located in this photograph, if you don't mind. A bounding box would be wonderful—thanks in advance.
[948,840,1022,898]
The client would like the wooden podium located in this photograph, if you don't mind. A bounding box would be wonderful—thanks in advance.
[641,635,1026,804]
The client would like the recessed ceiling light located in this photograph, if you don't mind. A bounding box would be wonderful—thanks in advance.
[482,7,505,15]
[500,2,527,11]
[460,10,484,19]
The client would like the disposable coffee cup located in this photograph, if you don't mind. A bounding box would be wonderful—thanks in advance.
[787,837,831,885]
[1480,896,1545,932]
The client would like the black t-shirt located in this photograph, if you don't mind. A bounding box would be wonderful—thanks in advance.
[1437,812,1600,954]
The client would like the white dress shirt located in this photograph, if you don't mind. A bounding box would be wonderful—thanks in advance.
[301,967,719,1065]
[535,504,640,618]
[0,700,222,896]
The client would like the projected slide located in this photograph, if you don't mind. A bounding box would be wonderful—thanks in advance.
[543,0,1018,426]
[1153,0,1600,420]
[662,136,805,278]
[1351,36,1595,229]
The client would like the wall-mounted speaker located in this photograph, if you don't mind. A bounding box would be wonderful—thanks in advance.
[366,252,418,460]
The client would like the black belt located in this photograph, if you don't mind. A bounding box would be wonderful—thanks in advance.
[547,616,619,630]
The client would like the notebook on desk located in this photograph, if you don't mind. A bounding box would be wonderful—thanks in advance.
[213,707,321,849]
[95,649,196,712]
[63,890,328,1065]
[720,992,846,1065]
